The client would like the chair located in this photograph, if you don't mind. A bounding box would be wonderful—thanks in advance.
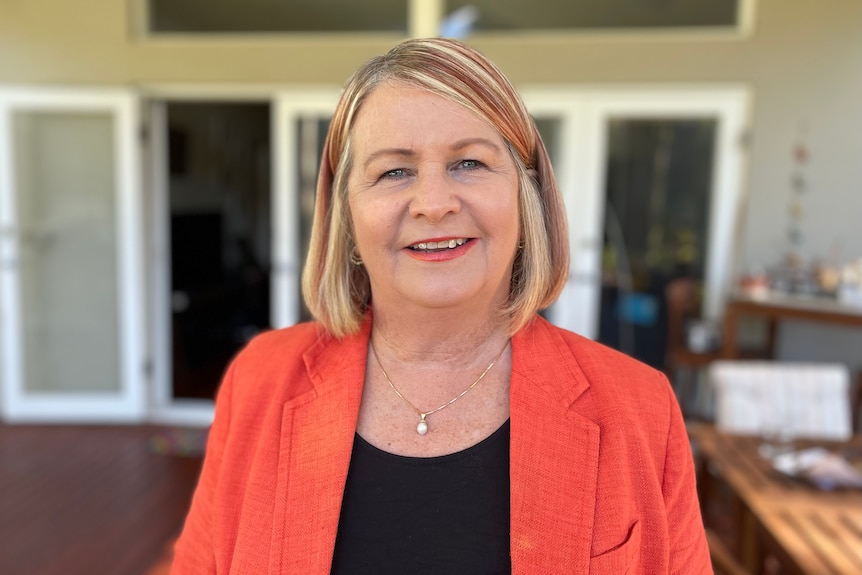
[665,277,721,368]
[854,370,862,434]
[709,361,853,440]
[664,277,722,417]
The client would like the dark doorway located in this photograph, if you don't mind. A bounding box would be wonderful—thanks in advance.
[597,119,716,368]
[167,102,271,400]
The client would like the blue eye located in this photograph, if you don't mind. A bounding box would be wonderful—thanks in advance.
[382,168,406,179]
[459,159,483,170]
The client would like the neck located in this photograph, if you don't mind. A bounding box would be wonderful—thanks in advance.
[370,303,510,371]
[359,301,513,448]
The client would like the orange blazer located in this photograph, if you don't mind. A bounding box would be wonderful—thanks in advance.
[172,316,712,574]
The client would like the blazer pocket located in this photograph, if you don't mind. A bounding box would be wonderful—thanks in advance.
[588,520,641,575]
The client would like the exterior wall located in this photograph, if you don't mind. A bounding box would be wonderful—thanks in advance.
[1,0,860,368]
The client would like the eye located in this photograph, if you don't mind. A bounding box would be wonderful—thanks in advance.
[380,168,407,180]
[457,159,485,170]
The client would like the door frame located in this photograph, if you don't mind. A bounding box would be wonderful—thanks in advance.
[142,85,341,426]
[272,90,341,329]
[0,87,146,422]
[521,85,751,339]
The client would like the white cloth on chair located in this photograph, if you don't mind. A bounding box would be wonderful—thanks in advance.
[709,361,852,440]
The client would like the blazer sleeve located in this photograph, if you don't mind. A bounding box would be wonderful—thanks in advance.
[661,383,713,575]
[171,360,236,574]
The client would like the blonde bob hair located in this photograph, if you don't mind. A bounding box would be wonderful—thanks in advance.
[302,38,569,337]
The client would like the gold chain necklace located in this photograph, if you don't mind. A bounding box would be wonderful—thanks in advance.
[370,340,509,435]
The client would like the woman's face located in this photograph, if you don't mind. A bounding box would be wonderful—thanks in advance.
[346,82,521,315]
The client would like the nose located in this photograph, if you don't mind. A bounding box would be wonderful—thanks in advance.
[407,167,461,222]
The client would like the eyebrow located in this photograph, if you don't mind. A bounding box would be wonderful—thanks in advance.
[361,137,504,170]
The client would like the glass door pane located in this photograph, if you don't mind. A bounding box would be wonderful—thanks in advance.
[165,102,272,401]
[597,119,716,367]
[532,116,563,322]
[1,89,144,422]
[296,116,330,322]
[534,117,562,165]
[13,111,120,393]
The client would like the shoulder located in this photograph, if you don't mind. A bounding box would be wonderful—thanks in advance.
[523,316,669,391]
[517,319,690,499]
[219,321,336,407]
[518,317,674,425]
[236,321,330,362]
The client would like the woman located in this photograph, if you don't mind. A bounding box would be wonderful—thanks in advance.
[172,38,712,574]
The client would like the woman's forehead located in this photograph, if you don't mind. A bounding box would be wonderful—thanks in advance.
[350,83,505,151]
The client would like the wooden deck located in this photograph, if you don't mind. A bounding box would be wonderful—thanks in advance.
[0,423,203,575]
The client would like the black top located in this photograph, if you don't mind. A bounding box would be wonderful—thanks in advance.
[330,420,512,575]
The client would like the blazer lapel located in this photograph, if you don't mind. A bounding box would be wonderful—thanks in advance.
[510,319,600,574]
[269,324,369,574]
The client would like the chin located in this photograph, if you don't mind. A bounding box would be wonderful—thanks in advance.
[404,281,506,313]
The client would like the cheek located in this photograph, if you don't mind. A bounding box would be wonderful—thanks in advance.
[349,195,391,249]
[347,189,367,227]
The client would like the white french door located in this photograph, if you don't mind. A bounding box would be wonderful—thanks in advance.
[142,88,340,426]
[272,90,340,328]
[520,93,591,336]
[0,89,145,422]
[521,86,750,340]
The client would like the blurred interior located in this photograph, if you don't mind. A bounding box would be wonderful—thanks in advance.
[1,1,861,574]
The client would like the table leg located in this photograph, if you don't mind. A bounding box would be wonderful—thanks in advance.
[739,506,763,574]
[765,318,778,358]
[722,306,739,359]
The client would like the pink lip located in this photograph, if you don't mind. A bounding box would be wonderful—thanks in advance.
[403,238,475,262]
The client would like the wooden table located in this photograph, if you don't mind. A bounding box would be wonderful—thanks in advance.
[721,293,862,359]
[689,424,862,575]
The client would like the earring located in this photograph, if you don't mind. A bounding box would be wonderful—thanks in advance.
[349,249,363,266]
[517,240,525,249]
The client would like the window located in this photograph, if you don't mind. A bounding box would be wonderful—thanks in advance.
[149,0,407,34]
[145,0,748,35]
[448,0,740,31]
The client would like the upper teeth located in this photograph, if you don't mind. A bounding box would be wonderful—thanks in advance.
[413,239,467,250]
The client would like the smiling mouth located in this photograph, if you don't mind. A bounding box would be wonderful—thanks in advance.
[408,238,469,251]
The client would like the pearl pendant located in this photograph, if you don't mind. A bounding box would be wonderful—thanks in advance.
[417,415,428,435]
